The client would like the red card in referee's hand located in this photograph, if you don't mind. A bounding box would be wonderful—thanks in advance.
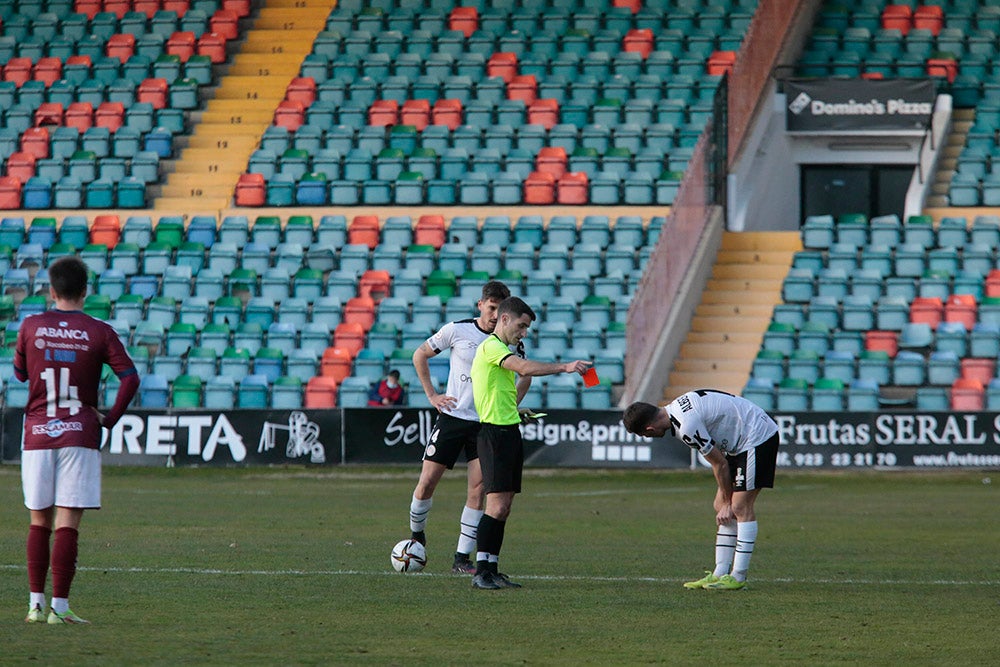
[583,368,600,387]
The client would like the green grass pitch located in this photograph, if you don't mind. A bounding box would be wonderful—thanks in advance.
[1,466,999,665]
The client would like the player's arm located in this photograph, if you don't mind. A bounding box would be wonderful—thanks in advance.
[501,355,591,378]
[412,341,455,412]
[13,326,27,382]
[704,447,735,526]
[103,330,140,429]
[515,374,532,405]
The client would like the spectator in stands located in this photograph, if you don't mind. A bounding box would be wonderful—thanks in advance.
[368,370,404,407]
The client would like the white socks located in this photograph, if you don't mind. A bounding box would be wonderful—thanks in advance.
[712,523,738,578]
[51,597,69,614]
[456,506,484,555]
[30,592,45,609]
[409,495,433,533]
[732,521,758,582]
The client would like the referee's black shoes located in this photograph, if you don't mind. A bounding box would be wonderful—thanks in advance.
[472,572,502,590]
[493,572,522,588]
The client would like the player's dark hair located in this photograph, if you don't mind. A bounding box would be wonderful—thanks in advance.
[387,369,400,379]
[622,402,661,435]
[48,256,89,301]
[481,280,511,302]
[497,296,536,321]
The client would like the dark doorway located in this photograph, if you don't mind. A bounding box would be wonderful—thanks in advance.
[801,165,913,221]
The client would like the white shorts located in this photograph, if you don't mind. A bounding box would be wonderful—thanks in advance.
[22,447,102,511]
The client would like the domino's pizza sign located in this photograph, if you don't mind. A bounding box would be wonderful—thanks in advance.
[785,78,935,131]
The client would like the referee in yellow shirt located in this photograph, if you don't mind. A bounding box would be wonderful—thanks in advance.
[469,297,592,590]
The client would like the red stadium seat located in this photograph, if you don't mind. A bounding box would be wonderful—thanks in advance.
[321,346,356,382]
[197,32,228,63]
[106,34,136,63]
[613,0,642,12]
[535,146,568,178]
[3,58,32,85]
[235,172,266,206]
[0,176,21,208]
[103,0,131,19]
[65,102,95,132]
[90,215,121,248]
[864,330,898,357]
[910,296,944,327]
[623,29,654,58]
[223,0,251,18]
[881,5,913,35]
[926,57,957,84]
[707,50,737,76]
[986,269,1000,298]
[286,78,317,106]
[431,99,463,130]
[134,0,161,19]
[166,31,197,61]
[401,99,431,131]
[449,6,479,37]
[528,98,559,130]
[507,75,537,103]
[273,100,305,131]
[527,98,560,130]
[32,58,63,86]
[162,0,190,17]
[95,102,125,131]
[945,294,977,329]
[343,296,376,332]
[138,78,169,109]
[557,171,589,204]
[358,269,392,303]
[210,9,239,40]
[332,323,365,358]
[74,0,102,20]
[304,376,338,408]
[348,215,380,249]
[523,171,556,205]
[368,99,399,126]
[912,5,943,35]
[33,104,63,128]
[414,214,446,249]
[950,378,984,411]
[487,52,518,83]
[5,152,37,183]
[20,128,51,160]
[960,359,994,385]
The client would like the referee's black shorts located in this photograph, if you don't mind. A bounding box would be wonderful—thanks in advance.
[477,423,523,494]
[423,413,480,469]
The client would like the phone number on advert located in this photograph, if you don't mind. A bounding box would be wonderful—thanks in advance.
[777,452,898,467]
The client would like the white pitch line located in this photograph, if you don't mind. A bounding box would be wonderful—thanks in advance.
[0,564,996,586]
[531,487,700,498]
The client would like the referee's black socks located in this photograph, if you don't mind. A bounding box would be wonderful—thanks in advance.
[475,514,506,574]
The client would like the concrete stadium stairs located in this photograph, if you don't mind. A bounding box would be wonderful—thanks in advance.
[926,107,974,209]
[662,231,801,402]
[154,0,337,212]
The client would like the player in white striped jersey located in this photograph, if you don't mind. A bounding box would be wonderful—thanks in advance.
[408,281,519,574]
[623,390,779,590]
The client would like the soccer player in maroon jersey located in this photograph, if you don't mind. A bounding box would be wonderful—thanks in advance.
[15,256,139,624]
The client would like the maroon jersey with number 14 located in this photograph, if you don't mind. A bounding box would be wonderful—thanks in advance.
[14,309,137,451]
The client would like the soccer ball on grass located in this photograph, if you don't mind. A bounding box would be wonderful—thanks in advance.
[390,539,427,573]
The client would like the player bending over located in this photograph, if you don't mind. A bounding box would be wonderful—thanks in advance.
[623,390,779,590]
